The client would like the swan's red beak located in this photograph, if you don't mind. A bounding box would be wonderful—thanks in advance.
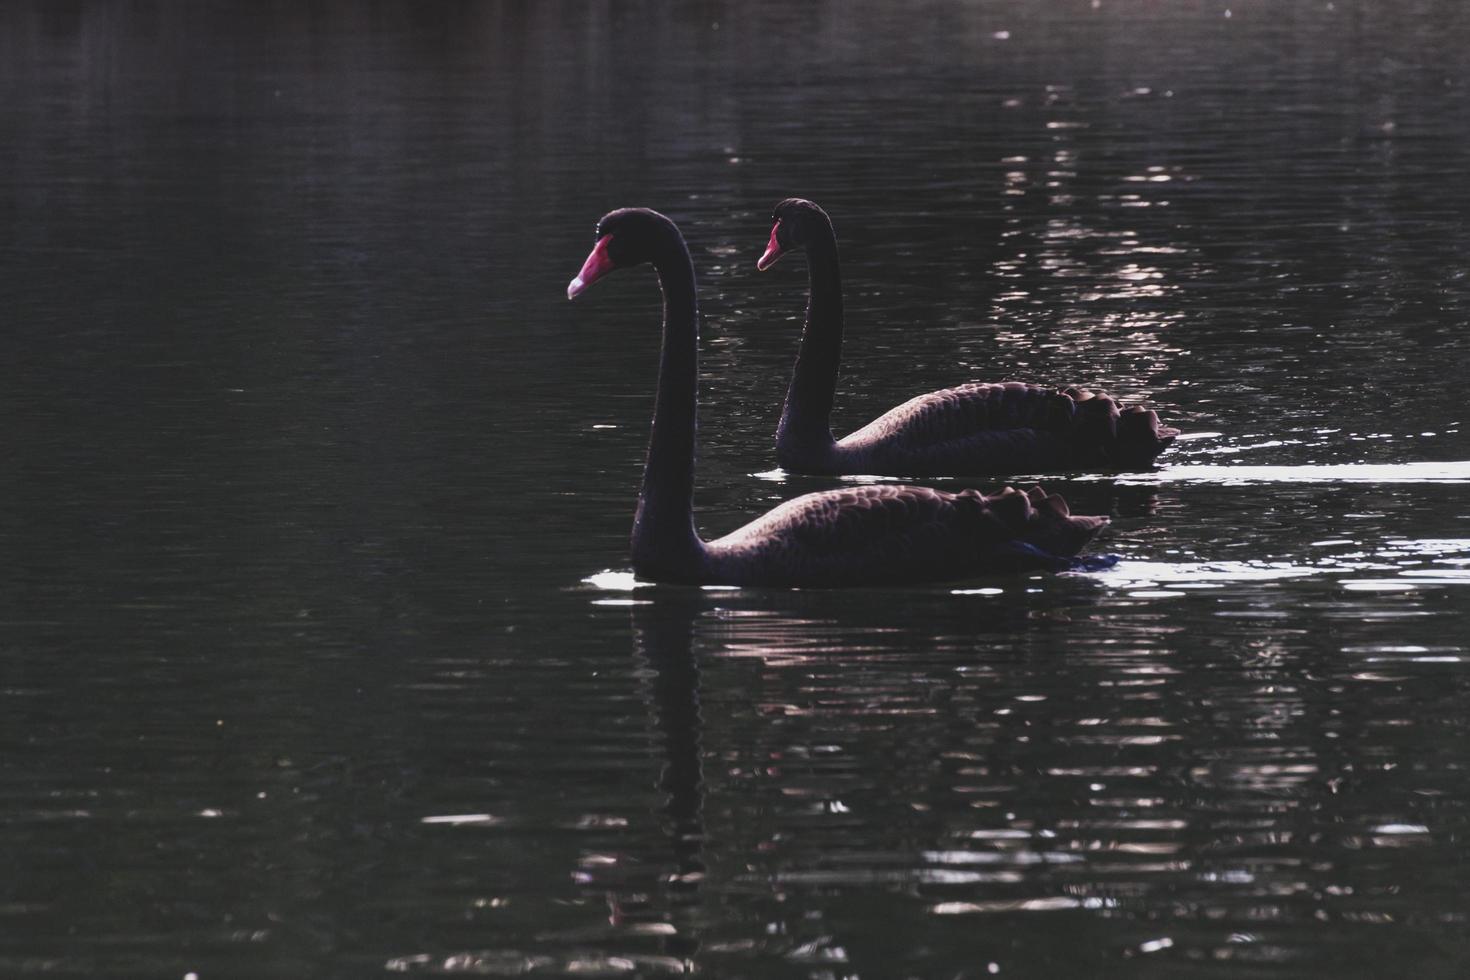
[568,235,616,300]
[756,222,784,271]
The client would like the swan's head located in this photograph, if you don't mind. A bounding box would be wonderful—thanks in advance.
[757,198,833,271]
[568,208,683,300]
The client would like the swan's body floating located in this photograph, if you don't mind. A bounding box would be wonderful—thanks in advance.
[757,199,1179,477]
[568,208,1108,588]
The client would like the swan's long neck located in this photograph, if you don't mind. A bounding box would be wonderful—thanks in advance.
[632,234,706,578]
[778,225,843,456]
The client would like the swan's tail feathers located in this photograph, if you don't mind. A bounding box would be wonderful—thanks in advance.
[987,484,1035,525]
[1030,485,1070,518]
[1112,405,1180,468]
[1023,483,1109,556]
[1044,391,1078,431]
[1061,388,1178,469]
[975,484,1109,562]
[1069,390,1121,447]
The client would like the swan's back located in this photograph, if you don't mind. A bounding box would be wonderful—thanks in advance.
[704,483,1107,587]
[761,198,1180,479]
[570,205,1115,590]
[827,381,1177,476]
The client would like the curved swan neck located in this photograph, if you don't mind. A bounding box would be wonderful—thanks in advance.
[632,232,706,576]
[778,223,843,454]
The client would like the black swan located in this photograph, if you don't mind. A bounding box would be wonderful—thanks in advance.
[756,198,1179,477]
[567,208,1108,587]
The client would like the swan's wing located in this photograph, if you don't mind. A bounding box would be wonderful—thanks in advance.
[707,483,1107,587]
[840,382,1070,447]
[837,382,1176,472]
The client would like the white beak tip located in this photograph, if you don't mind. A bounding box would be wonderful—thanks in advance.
[567,276,586,300]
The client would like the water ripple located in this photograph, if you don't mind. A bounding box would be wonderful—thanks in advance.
[1108,461,1470,485]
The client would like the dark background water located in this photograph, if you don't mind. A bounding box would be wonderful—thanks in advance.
[4,1,1470,977]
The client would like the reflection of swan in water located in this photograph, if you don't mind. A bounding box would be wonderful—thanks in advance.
[588,600,707,962]
[637,601,705,930]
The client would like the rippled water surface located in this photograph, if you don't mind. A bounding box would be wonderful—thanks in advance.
[5,1,1470,977]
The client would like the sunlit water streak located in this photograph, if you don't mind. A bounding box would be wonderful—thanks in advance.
[6,2,1470,979]
[590,535,1470,599]
[757,460,1470,487]
[1105,461,1470,485]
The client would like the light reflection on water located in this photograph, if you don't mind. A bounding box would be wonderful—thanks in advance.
[6,0,1470,978]
[476,587,1470,978]
[1114,461,1470,485]
[589,537,1470,598]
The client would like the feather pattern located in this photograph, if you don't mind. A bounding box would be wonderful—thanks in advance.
[822,381,1172,476]
[706,483,1106,587]
[570,208,1109,588]
[763,199,1178,477]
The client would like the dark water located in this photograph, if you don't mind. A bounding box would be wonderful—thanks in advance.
[4,1,1470,976]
